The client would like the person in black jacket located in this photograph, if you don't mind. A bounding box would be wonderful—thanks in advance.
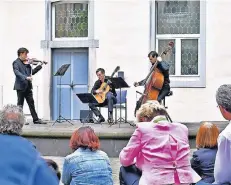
[133,51,171,116]
[134,51,171,102]
[191,122,219,184]
[89,68,117,123]
[12,47,46,124]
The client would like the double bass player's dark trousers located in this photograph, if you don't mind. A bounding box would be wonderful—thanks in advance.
[134,84,170,116]
[157,84,170,102]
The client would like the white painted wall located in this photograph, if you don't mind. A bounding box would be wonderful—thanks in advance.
[0,0,45,119]
[0,0,230,122]
[166,1,231,122]
[94,0,231,122]
[94,0,150,120]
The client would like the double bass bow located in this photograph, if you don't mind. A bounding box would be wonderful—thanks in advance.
[134,41,174,117]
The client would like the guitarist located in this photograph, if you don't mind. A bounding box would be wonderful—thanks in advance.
[89,68,117,123]
[134,51,171,114]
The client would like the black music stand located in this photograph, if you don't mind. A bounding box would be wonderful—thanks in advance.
[53,64,73,126]
[109,77,133,127]
[76,93,99,125]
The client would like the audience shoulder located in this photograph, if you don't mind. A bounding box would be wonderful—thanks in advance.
[136,122,152,128]
[97,150,109,159]
[174,122,188,130]
[64,151,79,162]
[12,58,19,64]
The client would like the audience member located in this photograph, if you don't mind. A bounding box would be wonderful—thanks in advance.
[191,122,219,183]
[0,104,59,185]
[62,126,113,185]
[197,84,231,185]
[119,100,200,185]
[45,159,61,181]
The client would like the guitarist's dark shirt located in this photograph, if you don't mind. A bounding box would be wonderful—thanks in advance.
[91,78,117,97]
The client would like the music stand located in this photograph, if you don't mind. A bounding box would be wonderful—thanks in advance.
[109,77,133,127]
[76,93,99,125]
[53,64,73,126]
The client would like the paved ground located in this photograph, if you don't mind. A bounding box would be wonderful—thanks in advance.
[44,149,196,185]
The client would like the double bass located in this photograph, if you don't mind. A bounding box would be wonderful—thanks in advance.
[134,42,174,117]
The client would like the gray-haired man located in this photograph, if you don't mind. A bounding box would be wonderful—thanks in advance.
[213,84,231,184]
[0,104,59,184]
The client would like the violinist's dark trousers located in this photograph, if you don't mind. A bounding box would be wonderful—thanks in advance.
[17,87,39,122]
[89,92,117,117]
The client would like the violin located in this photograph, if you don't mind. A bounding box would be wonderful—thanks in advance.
[24,58,48,65]
[23,58,48,77]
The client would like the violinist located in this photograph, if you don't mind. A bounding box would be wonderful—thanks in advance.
[12,47,46,124]
[134,51,171,103]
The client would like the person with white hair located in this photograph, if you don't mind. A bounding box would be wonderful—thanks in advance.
[196,84,231,185]
[119,100,200,185]
[0,104,59,185]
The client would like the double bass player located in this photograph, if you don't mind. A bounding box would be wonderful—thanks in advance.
[134,50,171,116]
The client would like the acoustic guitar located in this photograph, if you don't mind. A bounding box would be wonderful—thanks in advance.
[94,66,120,104]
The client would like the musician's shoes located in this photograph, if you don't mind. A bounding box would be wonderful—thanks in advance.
[108,112,114,124]
[108,118,114,124]
[33,119,47,124]
[96,116,105,124]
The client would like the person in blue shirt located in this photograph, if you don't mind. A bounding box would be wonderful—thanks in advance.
[0,104,59,185]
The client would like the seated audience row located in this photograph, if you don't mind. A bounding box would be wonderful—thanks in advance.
[193,85,231,185]
[1,84,231,185]
[118,84,231,185]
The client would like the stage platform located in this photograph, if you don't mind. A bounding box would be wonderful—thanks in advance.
[22,120,136,139]
[22,120,229,157]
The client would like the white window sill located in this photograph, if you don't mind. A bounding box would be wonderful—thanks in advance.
[170,75,205,88]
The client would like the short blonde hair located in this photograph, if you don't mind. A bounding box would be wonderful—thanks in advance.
[137,100,167,120]
[196,122,219,148]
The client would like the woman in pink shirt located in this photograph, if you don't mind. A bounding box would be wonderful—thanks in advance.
[119,100,200,185]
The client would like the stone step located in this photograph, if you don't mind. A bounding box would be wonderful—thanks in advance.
[44,149,196,185]
[23,121,228,157]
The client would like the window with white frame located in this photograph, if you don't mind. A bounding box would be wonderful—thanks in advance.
[153,0,205,87]
[52,2,88,38]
